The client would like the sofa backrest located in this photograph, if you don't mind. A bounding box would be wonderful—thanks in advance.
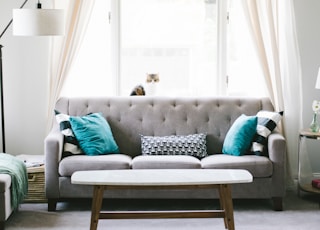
[55,96,274,157]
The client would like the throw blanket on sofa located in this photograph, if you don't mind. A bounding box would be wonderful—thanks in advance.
[0,153,28,209]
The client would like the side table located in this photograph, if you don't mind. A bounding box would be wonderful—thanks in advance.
[16,154,46,202]
[24,165,46,202]
[298,130,320,196]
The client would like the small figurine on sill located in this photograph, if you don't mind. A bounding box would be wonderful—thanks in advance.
[130,85,146,96]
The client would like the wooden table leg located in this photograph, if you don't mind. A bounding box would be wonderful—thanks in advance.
[220,184,235,230]
[90,185,105,230]
[218,185,228,229]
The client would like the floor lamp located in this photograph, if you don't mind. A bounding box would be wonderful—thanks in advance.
[0,0,64,152]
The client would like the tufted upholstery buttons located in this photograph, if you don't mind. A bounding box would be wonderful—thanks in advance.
[55,96,274,156]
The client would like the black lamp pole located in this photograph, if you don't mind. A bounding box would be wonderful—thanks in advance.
[0,0,29,152]
[0,45,5,152]
[0,45,6,153]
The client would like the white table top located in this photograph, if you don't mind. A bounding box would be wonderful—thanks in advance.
[71,169,253,186]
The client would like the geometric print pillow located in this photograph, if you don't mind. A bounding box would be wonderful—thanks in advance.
[54,110,83,159]
[141,133,207,159]
[251,111,283,156]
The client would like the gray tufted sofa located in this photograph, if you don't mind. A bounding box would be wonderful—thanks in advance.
[45,96,286,212]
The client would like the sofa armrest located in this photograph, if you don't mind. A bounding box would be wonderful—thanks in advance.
[0,174,13,222]
[0,174,11,193]
[44,126,63,200]
[267,132,286,198]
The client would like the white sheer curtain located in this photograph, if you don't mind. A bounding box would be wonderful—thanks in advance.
[46,0,95,132]
[242,0,303,183]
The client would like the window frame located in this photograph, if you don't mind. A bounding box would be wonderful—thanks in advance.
[110,0,229,96]
[63,0,267,98]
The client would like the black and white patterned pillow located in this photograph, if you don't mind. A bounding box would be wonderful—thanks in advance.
[54,110,83,158]
[141,133,207,159]
[251,111,283,156]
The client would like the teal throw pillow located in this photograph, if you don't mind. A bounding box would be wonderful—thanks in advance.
[69,113,120,156]
[222,114,257,156]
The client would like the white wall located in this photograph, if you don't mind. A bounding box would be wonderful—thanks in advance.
[294,0,320,173]
[0,0,49,155]
[294,0,320,122]
[0,0,319,177]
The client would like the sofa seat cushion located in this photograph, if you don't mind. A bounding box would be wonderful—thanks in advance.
[59,154,132,177]
[201,154,273,178]
[132,155,201,169]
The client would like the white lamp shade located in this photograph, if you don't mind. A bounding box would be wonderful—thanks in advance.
[316,67,320,89]
[12,9,64,36]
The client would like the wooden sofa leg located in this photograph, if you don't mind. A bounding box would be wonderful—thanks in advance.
[272,197,283,211]
[48,199,58,212]
[0,221,5,230]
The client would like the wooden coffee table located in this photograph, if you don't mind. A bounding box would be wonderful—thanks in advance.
[71,169,252,230]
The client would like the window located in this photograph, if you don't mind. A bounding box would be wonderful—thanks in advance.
[61,0,267,97]
[226,0,266,96]
[61,0,114,97]
[119,0,219,96]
